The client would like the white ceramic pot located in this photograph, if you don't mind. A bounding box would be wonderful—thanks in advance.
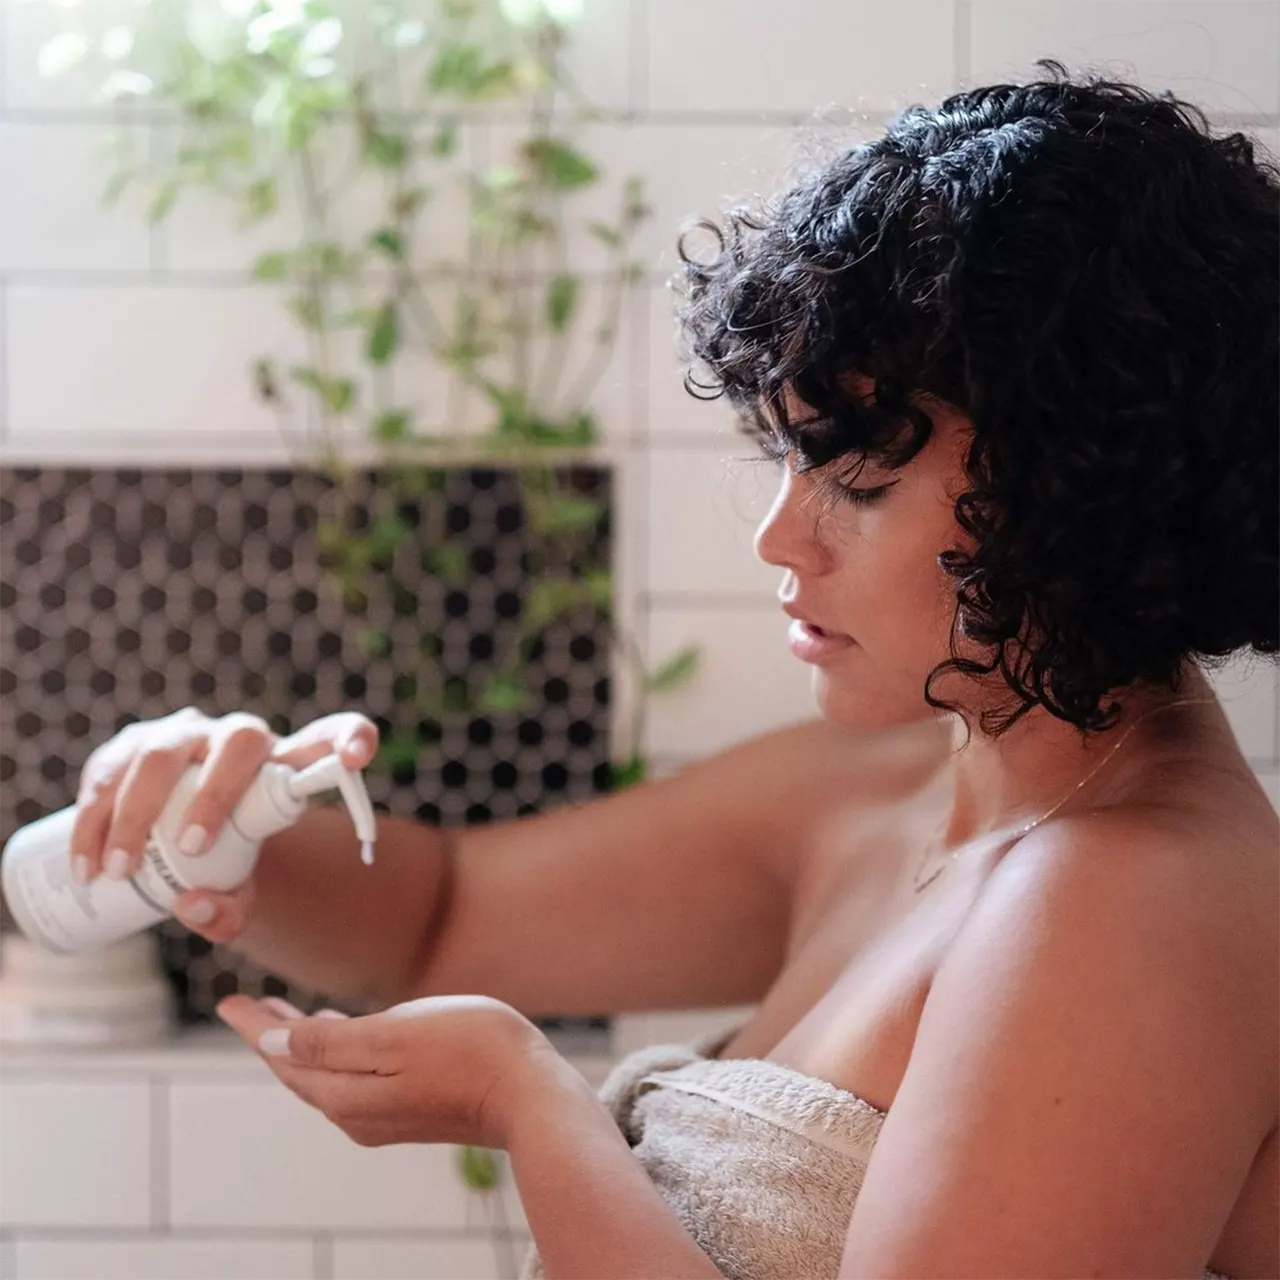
[0,931,174,1047]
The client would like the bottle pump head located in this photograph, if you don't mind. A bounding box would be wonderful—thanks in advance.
[285,755,378,865]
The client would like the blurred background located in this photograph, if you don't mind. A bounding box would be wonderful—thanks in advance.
[0,1,1277,1278]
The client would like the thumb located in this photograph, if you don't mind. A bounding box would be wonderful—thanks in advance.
[259,1014,400,1074]
[174,882,254,943]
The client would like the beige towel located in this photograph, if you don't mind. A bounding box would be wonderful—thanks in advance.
[518,1023,1231,1280]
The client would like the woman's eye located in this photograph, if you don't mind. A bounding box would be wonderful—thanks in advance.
[835,480,897,507]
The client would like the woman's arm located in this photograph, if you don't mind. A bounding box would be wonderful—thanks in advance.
[215,992,726,1279]
[837,815,1274,1278]
[506,1054,724,1280]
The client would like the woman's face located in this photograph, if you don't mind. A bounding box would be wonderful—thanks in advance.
[753,387,976,730]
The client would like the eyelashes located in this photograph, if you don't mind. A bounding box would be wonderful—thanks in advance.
[751,441,900,509]
[830,479,897,507]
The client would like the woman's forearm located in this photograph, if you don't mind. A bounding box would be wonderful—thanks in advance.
[505,1054,724,1280]
[235,807,454,1008]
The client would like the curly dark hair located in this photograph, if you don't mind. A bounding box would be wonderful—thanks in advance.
[676,60,1280,737]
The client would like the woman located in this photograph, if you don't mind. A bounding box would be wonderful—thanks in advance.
[67,64,1277,1278]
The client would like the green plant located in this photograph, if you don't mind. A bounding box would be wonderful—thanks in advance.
[40,0,702,1200]
[42,0,698,783]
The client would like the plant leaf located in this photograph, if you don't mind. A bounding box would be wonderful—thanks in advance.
[366,131,408,169]
[546,273,578,331]
[376,730,420,772]
[646,645,700,693]
[469,59,517,100]
[428,43,483,93]
[252,357,279,403]
[584,569,613,611]
[457,1145,500,1191]
[368,513,409,566]
[359,628,392,659]
[586,220,621,247]
[290,365,356,413]
[525,579,587,631]
[609,755,647,790]
[287,294,325,330]
[102,169,133,207]
[522,137,597,189]
[367,301,400,364]
[529,495,600,536]
[481,674,526,713]
[244,176,277,223]
[252,250,291,281]
[425,543,468,584]
[147,179,182,224]
[374,409,411,441]
[431,118,458,156]
[369,227,404,259]
[393,186,432,219]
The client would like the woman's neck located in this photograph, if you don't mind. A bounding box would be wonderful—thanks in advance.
[940,661,1220,850]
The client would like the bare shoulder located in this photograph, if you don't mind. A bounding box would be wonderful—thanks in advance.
[986,789,1279,1126]
[841,790,1278,1278]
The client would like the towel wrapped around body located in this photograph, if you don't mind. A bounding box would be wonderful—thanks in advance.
[518,1022,1231,1280]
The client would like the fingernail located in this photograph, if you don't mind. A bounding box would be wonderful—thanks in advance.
[262,997,305,1020]
[259,1028,292,1057]
[177,898,216,926]
[104,847,131,881]
[72,855,91,887]
[178,825,208,856]
[315,1008,349,1020]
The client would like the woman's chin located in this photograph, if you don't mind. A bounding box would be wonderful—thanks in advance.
[811,665,926,732]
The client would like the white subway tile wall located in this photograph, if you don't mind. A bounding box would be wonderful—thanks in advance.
[1,1,1277,1276]
[332,1237,532,1280]
[169,1083,472,1229]
[0,1081,152,1228]
[12,1239,315,1280]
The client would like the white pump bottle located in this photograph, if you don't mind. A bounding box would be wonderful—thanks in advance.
[1,755,377,955]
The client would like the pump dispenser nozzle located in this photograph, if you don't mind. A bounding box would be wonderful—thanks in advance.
[285,755,378,865]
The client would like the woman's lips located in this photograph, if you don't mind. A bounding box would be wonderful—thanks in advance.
[787,618,856,664]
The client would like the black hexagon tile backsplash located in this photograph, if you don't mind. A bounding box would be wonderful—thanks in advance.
[0,465,612,1036]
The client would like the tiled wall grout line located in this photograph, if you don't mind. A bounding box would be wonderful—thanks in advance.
[147,121,169,277]
[1,1226,532,1241]
[312,1233,334,1280]
[150,1074,170,1232]
[629,0,648,116]
[954,0,972,90]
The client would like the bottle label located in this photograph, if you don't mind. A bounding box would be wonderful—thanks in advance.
[5,822,172,953]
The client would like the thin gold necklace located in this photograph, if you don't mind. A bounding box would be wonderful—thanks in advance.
[912,696,1214,894]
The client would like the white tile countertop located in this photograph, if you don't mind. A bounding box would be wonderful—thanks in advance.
[0,1010,752,1280]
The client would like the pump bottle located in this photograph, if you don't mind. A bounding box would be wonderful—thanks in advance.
[1,755,376,955]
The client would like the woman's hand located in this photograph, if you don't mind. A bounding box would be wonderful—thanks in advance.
[216,992,561,1151]
[69,707,380,941]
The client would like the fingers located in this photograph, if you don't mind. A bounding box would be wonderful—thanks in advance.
[67,709,370,889]
[176,713,274,859]
[99,733,205,881]
[70,708,208,884]
[256,1009,398,1074]
[272,713,380,773]
[261,997,307,1020]
[68,724,143,885]
[174,879,255,941]
[215,998,397,1140]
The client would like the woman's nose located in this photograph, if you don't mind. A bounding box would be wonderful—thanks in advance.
[753,468,832,575]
